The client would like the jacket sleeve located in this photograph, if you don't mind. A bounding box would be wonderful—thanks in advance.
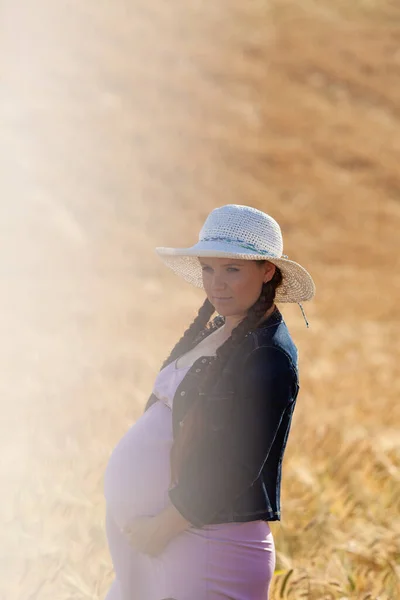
[168,345,298,527]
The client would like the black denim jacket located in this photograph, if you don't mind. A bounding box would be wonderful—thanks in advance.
[143,307,299,528]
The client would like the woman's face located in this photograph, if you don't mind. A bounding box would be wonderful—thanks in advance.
[198,257,276,317]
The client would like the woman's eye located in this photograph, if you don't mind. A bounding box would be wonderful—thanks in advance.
[201,266,239,272]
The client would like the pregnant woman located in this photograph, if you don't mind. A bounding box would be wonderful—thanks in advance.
[104,204,315,599]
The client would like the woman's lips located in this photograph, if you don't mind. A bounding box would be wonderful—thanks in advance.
[213,296,232,300]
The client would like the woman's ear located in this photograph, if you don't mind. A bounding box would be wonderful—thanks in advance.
[263,262,276,283]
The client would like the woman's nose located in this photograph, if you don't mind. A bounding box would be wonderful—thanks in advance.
[211,274,227,289]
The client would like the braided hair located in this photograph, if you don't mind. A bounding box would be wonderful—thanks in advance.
[164,261,283,485]
[160,298,216,371]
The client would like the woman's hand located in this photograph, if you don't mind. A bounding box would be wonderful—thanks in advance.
[122,516,172,557]
[122,504,192,558]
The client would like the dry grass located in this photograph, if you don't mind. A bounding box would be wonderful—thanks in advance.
[0,0,399,598]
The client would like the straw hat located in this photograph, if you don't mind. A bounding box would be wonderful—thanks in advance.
[155,204,315,304]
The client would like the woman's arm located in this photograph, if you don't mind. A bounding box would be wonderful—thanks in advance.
[154,502,192,536]
[168,345,298,528]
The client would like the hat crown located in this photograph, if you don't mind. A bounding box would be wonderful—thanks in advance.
[199,204,283,258]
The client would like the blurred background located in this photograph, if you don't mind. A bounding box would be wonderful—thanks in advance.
[1,0,399,598]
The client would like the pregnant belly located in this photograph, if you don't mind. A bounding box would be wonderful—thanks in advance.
[104,401,173,530]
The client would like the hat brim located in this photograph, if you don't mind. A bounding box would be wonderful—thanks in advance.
[155,241,315,303]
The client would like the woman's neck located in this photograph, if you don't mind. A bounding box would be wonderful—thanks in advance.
[219,303,277,338]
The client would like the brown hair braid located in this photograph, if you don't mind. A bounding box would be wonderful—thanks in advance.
[160,298,216,371]
[168,261,283,486]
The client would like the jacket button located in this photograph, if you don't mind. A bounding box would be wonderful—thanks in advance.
[201,359,207,363]
[180,391,186,396]
[179,420,184,427]
[196,368,201,373]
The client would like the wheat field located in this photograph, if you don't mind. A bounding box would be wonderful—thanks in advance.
[0,0,399,598]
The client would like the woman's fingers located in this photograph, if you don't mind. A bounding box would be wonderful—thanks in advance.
[122,516,150,534]
[122,517,159,553]
[121,516,172,556]
[143,537,167,557]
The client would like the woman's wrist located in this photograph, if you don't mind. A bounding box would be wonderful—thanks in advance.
[155,503,192,538]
